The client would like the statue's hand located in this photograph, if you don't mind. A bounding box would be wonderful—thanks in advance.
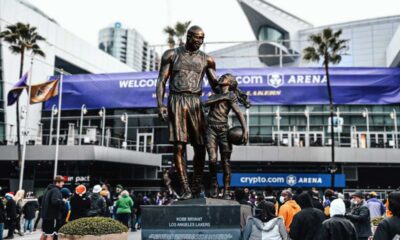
[158,105,168,121]
[242,128,249,145]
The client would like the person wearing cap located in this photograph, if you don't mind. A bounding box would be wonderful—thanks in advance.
[278,189,301,232]
[87,185,107,217]
[367,191,385,220]
[346,191,372,240]
[4,193,16,239]
[318,199,357,240]
[373,191,400,239]
[40,175,65,240]
[113,184,123,203]
[69,185,91,221]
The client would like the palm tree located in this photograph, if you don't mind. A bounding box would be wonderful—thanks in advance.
[303,28,348,188]
[0,22,46,169]
[163,21,191,48]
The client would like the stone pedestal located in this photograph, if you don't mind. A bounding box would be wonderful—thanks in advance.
[142,198,249,240]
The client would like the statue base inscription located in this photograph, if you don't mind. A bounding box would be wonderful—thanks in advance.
[141,198,246,240]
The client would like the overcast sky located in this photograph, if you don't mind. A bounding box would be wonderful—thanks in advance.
[30,0,400,49]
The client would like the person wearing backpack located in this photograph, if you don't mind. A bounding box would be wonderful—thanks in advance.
[87,185,107,217]
[243,200,288,240]
[22,192,38,234]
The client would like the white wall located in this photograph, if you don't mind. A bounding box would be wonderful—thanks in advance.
[0,0,134,142]
[298,16,400,67]
[387,25,400,67]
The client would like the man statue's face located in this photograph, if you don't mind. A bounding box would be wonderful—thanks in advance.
[187,30,204,51]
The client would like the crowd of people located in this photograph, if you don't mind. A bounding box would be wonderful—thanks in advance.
[236,187,400,240]
[1,177,400,240]
[0,176,151,240]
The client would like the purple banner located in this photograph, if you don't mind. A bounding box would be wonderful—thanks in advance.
[44,67,400,110]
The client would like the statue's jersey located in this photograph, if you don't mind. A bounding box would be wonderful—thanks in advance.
[169,46,208,94]
[206,92,238,124]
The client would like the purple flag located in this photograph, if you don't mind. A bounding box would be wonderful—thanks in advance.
[7,72,28,106]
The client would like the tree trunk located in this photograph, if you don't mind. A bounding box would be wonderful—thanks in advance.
[16,47,24,176]
[324,56,336,188]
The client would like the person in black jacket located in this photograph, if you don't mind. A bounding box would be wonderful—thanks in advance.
[318,199,358,240]
[289,192,326,240]
[34,194,43,232]
[1,194,6,240]
[346,191,372,240]
[22,192,39,234]
[373,191,400,239]
[309,189,324,212]
[69,185,91,221]
[87,185,106,217]
[40,176,65,240]
[4,193,16,239]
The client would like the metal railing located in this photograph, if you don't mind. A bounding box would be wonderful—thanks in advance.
[5,133,174,154]
[4,108,399,151]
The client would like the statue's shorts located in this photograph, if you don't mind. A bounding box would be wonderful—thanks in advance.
[206,122,232,156]
[168,93,205,145]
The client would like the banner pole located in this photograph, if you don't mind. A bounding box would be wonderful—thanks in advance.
[54,69,64,178]
[18,56,34,190]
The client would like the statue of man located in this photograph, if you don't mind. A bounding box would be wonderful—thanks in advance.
[156,26,219,199]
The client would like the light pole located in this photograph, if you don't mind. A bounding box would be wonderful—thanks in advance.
[275,106,281,146]
[362,108,370,148]
[121,113,128,149]
[79,104,87,145]
[336,107,341,146]
[98,107,106,146]
[19,56,34,190]
[49,104,58,145]
[53,69,64,178]
[390,109,398,149]
[304,107,310,147]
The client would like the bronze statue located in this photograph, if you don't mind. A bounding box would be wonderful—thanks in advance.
[204,74,248,199]
[156,26,219,199]
[157,26,251,200]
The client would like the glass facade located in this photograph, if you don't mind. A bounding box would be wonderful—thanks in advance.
[232,105,400,148]
[98,26,158,72]
[36,103,400,173]
[258,26,285,42]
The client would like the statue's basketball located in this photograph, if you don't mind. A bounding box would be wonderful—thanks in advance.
[228,126,244,145]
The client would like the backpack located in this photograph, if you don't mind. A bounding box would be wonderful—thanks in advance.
[87,195,106,217]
